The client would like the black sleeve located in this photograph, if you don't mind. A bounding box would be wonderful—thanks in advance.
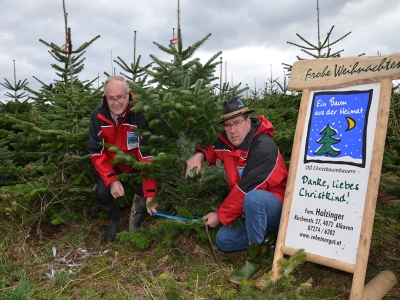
[237,134,279,192]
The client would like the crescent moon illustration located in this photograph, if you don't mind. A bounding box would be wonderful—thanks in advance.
[345,117,356,131]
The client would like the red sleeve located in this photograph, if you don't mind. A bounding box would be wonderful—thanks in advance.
[90,154,118,187]
[143,178,157,198]
[217,186,245,226]
[195,145,217,165]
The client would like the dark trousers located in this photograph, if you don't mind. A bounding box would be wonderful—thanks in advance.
[96,169,143,207]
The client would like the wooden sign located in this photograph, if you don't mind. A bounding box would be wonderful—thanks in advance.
[284,82,380,266]
[271,52,400,299]
[288,52,400,90]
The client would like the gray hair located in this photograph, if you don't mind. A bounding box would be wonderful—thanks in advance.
[103,75,130,93]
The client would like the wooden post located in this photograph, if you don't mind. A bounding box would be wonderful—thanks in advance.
[349,78,392,299]
[267,53,400,299]
[362,271,398,300]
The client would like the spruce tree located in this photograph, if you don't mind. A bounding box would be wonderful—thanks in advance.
[0,60,30,104]
[126,28,233,211]
[115,1,246,248]
[0,60,33,186]
[0,0,101,237]
[282,0,363,75]
[110,31,153,86]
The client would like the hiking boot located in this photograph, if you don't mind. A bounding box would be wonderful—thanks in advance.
[101,202,120,243]
[229,242,262,284]
[129,194,147,231]
[261,231,278,263]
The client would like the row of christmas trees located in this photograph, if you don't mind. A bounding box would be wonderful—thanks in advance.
[0,0,399,244]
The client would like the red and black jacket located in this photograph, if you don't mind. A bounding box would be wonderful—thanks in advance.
[88,95,157,198]
[196,115,287,226]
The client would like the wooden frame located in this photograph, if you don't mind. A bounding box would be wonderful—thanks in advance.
[271,52,400,299]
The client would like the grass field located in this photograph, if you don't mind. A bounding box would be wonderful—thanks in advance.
[0,197,398,299]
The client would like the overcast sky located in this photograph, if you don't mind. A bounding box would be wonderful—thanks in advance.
[1,0,400,102]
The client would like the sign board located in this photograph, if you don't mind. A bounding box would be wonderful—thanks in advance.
[284,82,380,265]
[287,52,400,91]
[272,52,400,299]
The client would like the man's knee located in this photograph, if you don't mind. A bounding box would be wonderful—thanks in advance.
[244,190,279,210]
[216,228,234,252]
[243,190,261,211]
[96,182,113,206]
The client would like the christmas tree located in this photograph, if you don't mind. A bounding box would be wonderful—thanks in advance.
[282,0,363,75]
[0,0,101,237]
[115,0,247,248]
[110,31,153,86]
[0,60,33,186]
[314,124,341,157]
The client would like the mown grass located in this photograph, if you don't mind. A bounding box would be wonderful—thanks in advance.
[0,199,399,299]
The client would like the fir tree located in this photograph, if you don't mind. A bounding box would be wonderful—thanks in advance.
[1,80,101,236]
[282,0,363,75]
[109,30,153,86]
[126,23,235,207]
[0,0,101,236]
[116,1,246,247]
[314,124,341,157]
[0,60,33,186]
[36,26,99,88]
[0,60,30,103]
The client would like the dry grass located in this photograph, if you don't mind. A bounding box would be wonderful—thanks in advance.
[0,198,399,299]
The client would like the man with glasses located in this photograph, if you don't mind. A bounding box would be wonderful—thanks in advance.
[185,97,287,284]
[88,75,158,243]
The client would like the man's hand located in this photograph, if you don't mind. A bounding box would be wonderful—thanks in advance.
[203,211,220,228]
[185,152,205,178]
[146,197,158,215]
[110,180,125,198]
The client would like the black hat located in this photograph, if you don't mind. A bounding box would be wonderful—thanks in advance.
[218,97,255,124]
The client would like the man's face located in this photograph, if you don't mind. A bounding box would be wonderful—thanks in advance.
[104,80,129,116]
[223,115,251,147]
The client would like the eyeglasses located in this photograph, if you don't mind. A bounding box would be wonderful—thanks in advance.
[223,118,246,130]
[106,92,127,103]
